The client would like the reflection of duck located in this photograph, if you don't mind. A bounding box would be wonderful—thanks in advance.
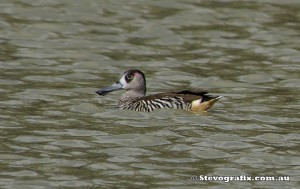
[96,69,222,112]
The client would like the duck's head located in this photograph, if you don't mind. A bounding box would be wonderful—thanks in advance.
[96,69,146,96]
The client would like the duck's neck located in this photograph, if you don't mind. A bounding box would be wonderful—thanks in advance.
[120,90,145,103]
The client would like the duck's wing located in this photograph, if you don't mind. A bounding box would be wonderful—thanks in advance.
[140,90,215,102]
[139,90,222,112]
[175,90,208,96]
[175,90,221,103]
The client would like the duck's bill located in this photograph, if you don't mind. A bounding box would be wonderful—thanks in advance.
[96,82,123,96]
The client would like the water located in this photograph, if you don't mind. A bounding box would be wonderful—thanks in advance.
[0,0,299,188]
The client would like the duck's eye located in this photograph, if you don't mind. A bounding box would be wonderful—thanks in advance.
[125,74,134,82]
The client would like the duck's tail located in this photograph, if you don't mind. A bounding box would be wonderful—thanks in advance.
[191,95,222,112]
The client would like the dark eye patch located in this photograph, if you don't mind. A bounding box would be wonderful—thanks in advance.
[125,74,134,82]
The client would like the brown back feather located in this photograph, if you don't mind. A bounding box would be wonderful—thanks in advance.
[139,90,217,103]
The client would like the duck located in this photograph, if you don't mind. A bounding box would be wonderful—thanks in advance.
[96,69,222,112]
